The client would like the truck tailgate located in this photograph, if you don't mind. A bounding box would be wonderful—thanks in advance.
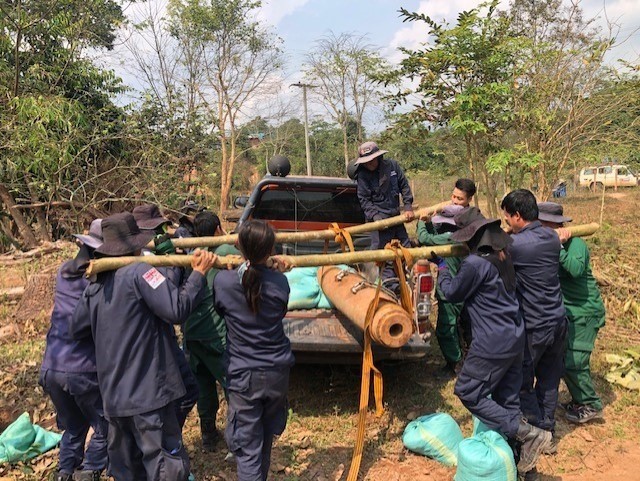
[284,309,430,364]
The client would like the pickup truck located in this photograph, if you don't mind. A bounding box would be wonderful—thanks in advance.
[236,174,433,364]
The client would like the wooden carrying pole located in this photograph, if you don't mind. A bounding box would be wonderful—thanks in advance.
[86,221,600,276]
[147,201,452,249]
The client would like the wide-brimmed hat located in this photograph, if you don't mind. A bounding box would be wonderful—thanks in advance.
[95,212,155,256]
[354,141,388,165]
[450,207,496,242]
[431,204,465,226]
[452,207,512,252]
[537,202,572,224]
[72,218,103,249]
[179,201,205,223]
[132,204,170,230]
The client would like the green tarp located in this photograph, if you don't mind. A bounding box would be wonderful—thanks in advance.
[0,412,62,463]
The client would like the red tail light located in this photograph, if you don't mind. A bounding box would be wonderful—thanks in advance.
[418,273,433,293]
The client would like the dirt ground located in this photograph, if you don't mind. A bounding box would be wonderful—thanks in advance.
[1,188,639,481]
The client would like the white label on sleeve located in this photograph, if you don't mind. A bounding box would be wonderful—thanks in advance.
[142,268,166,289]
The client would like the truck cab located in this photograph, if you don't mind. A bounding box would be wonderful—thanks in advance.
[237,175,433,364]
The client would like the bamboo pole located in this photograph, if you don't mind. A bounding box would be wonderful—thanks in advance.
[87,221,600,276]
[147,201,452,249]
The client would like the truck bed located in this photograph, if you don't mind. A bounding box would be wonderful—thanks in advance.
[284,308,430,364]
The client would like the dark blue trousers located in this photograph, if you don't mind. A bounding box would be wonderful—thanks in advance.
[106,402,189,481]
[226,369,290,481]
[520,318,568,432]
[454,350,523,439]
[172,339,199,428]
[39,369,108,474]
[370,224,411,294]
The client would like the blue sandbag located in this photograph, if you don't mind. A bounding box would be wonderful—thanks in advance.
[455,430,517,481]
[472,416,507,440]
[402,412,463,467]
[285,266,351,310]
[0,412,62,463]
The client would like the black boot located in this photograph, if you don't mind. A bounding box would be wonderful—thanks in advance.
[53,472,73,481]
[201,419,219,451]
[515,419,552,474]
[73,470,101,481]
[518,467,539,481]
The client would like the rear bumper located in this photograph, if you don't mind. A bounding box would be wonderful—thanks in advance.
[284,309,430,364]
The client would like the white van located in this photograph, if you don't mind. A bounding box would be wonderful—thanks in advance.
[579,164,638,190]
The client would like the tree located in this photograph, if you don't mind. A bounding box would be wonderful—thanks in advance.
[0,0,126,247]
[168,0,284,212]
[303,32,390,169]
[385,2,520,216]
[489,0,640,198]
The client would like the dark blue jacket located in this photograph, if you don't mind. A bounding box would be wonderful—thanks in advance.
[41,261,96,373]
[356,158,413,221]
[510,221,566,330]
[214,266,294,378]
[438,254,524,359]
[70,263,206,417]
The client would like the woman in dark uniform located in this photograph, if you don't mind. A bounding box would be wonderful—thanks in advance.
[214,220,295,481]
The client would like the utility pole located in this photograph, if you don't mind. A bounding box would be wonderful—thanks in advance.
[290,82,316,176]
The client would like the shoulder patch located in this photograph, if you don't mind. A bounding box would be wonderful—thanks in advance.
[142,267,166,289]
[390,170,397,176]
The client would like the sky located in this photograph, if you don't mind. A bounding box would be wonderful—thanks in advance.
[105,0,640,132]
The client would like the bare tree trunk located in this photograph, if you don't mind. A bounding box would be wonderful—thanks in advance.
[342,120,349,169]
[0,184,38,248]
[0,217,22,250]
[24,174,52,242]
[466,136,480,208]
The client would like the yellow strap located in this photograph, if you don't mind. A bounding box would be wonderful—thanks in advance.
[346,275,385,481]
[330,222,356,253]
[384,240,415,321]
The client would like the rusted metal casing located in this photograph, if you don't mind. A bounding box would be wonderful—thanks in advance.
[317,266,413,348]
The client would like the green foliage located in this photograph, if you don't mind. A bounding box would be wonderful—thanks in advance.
[387,1,521,215]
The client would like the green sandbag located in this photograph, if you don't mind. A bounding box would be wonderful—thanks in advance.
[285,267,323,310]
[0,412,62,463]
[455,430,517,481]
[472,416,507,440]
[402,412,463,467]
[473,416,490,435]
[285,266,352,310]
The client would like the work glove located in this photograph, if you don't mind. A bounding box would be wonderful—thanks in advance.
[429,251,447,270]
[154,233,175,255]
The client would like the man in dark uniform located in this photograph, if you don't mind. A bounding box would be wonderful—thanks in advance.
[184,211,241,451]
[40,219,107,481]
[502,190,567,441]
[355,141,415,294]
[70,213,216,481]
[434,207,551,477]
[132,203,200,428]
[417,204,465,375]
